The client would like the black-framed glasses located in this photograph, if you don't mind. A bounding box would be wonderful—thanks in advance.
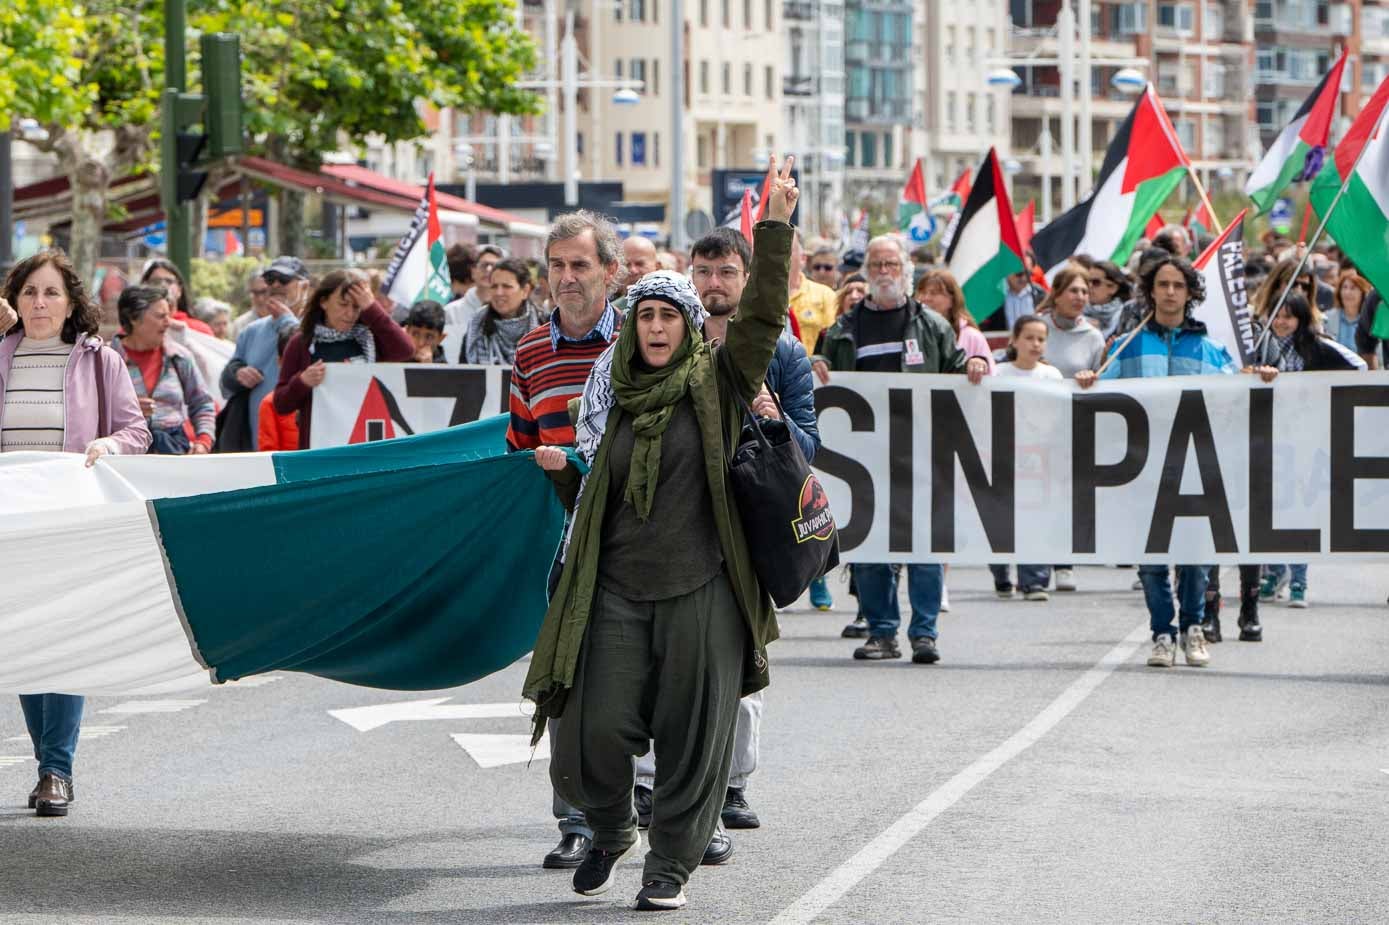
[263,272,294,285]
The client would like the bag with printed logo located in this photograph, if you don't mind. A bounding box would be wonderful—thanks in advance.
[728,390,839,607]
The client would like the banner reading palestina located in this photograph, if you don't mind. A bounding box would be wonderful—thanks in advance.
[812,372,1389,564]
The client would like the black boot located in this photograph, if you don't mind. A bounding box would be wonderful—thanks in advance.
[1201,591,1222,643]
[1238,592,1262,642]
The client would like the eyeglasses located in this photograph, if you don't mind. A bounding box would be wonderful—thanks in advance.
[263,272,294,285]
[249,287,270,297]
[1088,276,1109,286]
[866,260,902,273]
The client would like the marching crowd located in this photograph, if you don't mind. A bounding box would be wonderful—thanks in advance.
[3,157,1388,911]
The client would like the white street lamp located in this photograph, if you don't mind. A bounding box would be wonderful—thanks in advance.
[986,68,1022,91]
[612,88,641,105]
[1111,68,1146,94]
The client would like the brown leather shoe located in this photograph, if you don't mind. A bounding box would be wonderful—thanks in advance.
[33,774,73,817]
[27,781,39,810]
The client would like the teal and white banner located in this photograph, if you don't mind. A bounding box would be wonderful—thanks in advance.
[813,372,1389,565]
[0,417,564,696]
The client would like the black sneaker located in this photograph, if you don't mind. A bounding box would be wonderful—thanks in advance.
[1202,593,1222,643]
[910,637,940,665]
[634,784,653,829]
[572,836,639,896]
[1238,597,1263,642]
[635,879,687,911]
[721,787,760,829]
[841,616,870,638]
[853,636,900,660]
[701,824,733,865]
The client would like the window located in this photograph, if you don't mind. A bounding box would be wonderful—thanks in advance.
[986,95,995,133]
[1204,61,1225,98]
[765,65,774,100]
[653,0,658,23]
[652,59,660,96]
[1204,1,1224,39]
[615,132,624,166]
[765,0,773,30]
[1257,101,1276,129]
[1175,119,1195,150]
[1112,2,1147,33]
[631,59,646,93]
[744,0,752,29]
[653,132,660,167]
[697,134,709,167]
[700,60,710,94]
[966,92,976,131]
[722,62,731,95]
[615,59,624,80]
[632,132,647,165]
[700,0,708,26]
[883,132,892,169]
[722,0,729,27]
[615,0,622,21]
[966,26,976,65]
[631,0,645,21]
[845,130,856,167]
[742,62,752,96]
[860,130,877,168]
[946,91,957,132]
[1157,2,1194,33]
[945,25,955,65]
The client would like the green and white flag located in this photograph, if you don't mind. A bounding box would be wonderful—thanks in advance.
[384,172,453,308]
[0,417,565,695]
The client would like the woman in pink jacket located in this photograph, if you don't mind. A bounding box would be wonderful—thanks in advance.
[0,249,151,818]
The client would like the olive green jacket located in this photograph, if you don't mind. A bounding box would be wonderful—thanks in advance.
[523,220,793,729]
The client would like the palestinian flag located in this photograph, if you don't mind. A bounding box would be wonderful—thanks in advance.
[930,168,972,217]
[0,417,564,695]
[899,158,931,239]
[1309,74,1389,299]
[384,172,453,308]
[1192,208,1256,367]
[1014,200,1036,256]
[1031,85,1190,277]
[1246,52,1348,215]
[1184,201,1216,237]
[945,148,1025,322]
[1145,213,1165,241]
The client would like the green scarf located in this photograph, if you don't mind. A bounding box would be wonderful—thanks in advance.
[523,314,713,740]
[610,318,706,522]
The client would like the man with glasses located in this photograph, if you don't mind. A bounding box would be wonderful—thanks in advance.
[813,236,990,664]
[1003,268,1047,330]
[806,246,841,289]
[789,231,839,355]
[231,273,273,338]
[445,244,504,328]
[221,256,311,450]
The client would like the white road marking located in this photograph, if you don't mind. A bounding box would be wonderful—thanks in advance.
[451,733,550,768]
[770,623,1151,925]
[220,675,284,688]
[328,698,528,733]
[99,699,207,715]
[0,756,36,768]
[75,725,127,740]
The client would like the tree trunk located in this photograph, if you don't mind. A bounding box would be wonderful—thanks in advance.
[66,154,112,294]
[277,187,306,257]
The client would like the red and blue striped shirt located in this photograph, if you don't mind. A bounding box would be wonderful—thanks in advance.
[506,304,622,451]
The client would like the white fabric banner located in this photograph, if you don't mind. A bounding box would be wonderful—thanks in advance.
[812,372,1389,564]
[308,363,511,448]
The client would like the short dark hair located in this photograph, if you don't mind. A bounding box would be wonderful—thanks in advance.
[1091,260,1132,302]
[476,244,505,261]
[1070,253,1097,270]
[2,249,102,344]
[690,227,752,273]
[490,258,535,290]
[117,285,172,332]
[139,257,190,315]
[1151,229,1184,255]
[446,244,476,284]
[1138,253,1204,314]
[404,300,446,332]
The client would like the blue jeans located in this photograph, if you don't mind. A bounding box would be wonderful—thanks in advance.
[989,564,1052,591]
[855,563,943,641]
[19,694,84,780]
[1139,566,1210,640]
[1265,564,1309,588]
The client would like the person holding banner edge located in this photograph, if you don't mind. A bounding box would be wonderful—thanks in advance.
[813,235,990,665]
[1077,253,1237,668]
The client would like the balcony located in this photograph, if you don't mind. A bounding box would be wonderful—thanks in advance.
[784,0,814,20]
[845,98,909,123]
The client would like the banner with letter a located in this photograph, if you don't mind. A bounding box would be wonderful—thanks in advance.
[309,364,512,448]
[812,372,1389,564]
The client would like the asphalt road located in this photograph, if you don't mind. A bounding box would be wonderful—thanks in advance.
[2,564,1387,924]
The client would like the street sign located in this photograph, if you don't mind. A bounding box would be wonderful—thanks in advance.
[1270,197,1293,235]
[712,168,801,227]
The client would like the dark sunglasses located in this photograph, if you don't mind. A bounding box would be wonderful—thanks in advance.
[811,263,837,272]
[263,272,295,285]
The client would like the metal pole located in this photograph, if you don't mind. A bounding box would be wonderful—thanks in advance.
[1040,123,1053,224]
[1077,0,1092,194]
[1057,2,1076,211]
[163,0,191,279]
[0,123,13,271]
[545,0,559,183]
[591,0,602,180]
[669,0,686,252]
[563,9,579,206]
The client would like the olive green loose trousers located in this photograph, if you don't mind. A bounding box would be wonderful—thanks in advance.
[550,571,746,886]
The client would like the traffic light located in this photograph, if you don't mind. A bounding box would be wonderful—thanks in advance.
[161,89,208,205]
[201,33,243,157]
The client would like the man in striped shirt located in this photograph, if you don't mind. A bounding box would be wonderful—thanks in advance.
[507,212,625,451]
[506,210,625,870]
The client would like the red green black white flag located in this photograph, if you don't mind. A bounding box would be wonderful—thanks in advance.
[944,147,1025,322]
[1246,52,1348,215]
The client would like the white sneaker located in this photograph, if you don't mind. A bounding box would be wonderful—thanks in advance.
[1182,629,1211,667]
[1054,568,1076,592]
[939,586,950,612]
[1275,585,1291,603]
[1023,589,1049,601]
[1147,636,1176,667]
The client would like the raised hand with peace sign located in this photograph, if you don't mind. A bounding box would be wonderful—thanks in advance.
[763,154,799,225]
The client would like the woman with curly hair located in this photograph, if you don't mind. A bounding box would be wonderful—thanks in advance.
[0,249,151,817]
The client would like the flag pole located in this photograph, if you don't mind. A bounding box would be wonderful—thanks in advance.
[1095,311,1154,377]
[1185,165,1223,235]
[1253,98,1389,356]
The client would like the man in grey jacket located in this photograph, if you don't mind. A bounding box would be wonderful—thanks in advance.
[219,257,310,449]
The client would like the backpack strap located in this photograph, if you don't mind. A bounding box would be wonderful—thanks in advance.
[93,345,109,439]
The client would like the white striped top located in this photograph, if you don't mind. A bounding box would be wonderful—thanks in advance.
[2,336,73,452]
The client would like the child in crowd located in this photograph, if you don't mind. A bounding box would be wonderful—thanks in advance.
[404,301,448,363]
[258,327,301,451]
[987,315,1060,600]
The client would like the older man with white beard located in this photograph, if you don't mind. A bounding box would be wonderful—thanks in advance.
[812,235,989,664]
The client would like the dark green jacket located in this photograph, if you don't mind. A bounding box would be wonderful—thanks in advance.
[528,220,792,718]
[816,297,968,373]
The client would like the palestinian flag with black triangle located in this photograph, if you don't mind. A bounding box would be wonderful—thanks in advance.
[1031,85,1190,277]
[944,148,1025,322]
[1246,51,1347,215]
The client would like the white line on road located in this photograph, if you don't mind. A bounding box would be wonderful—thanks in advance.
[0,756,36,768]
[99,699,207,715]
[770,622,1151,925]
